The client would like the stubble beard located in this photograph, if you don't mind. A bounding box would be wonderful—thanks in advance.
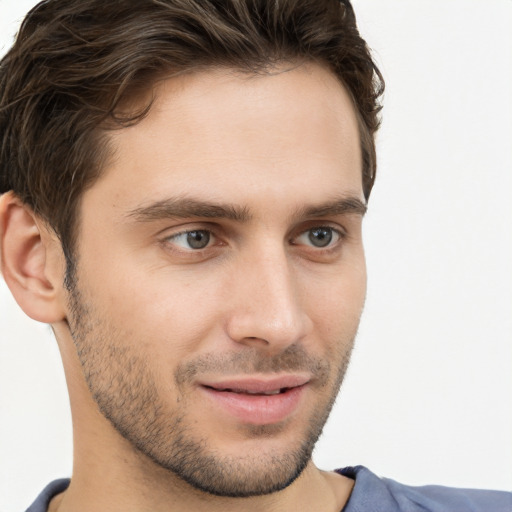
[66,282,355,498]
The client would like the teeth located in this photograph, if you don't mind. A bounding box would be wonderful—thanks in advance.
[230,389,283,395]
[212,386,288,395]
[249,389,281,395]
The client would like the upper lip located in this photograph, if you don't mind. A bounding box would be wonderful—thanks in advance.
[200,374,310,394]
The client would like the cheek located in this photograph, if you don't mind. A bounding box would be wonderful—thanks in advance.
[80,259,228,359]
[305,261,366,338]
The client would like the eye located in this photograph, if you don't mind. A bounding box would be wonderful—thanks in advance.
[166,229,212,250]
[294,226,341,248]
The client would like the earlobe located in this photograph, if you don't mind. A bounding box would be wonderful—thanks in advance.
[0,192,67,323]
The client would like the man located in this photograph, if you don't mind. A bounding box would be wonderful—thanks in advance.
[0,1,510,511]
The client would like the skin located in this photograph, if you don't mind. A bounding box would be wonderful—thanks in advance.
[0,62,366,511]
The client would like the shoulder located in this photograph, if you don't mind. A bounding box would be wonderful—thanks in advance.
[25,479,70,512]
[337,466,512,512]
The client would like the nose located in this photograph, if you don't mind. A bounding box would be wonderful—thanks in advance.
[225,246,313,352]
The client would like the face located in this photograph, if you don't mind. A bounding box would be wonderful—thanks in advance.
[65,63,366,497]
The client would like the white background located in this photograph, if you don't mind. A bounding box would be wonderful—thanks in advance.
[1,0,511,510]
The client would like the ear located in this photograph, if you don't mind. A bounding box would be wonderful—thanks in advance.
[0,192,67,323]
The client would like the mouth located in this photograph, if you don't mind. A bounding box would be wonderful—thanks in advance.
[198,376,309,425]
[203,385,295,396]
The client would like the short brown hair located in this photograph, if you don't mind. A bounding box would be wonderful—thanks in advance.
[0,0,383,268]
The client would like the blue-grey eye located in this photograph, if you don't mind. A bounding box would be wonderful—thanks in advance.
[309,227,333,247]
[296,227,339,248]
[186,230,210,249]
[169,230,211,249]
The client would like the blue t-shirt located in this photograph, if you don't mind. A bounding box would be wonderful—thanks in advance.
[26,466,512,512]
[337,466,511,511]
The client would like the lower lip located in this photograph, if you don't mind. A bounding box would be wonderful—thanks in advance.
[200,385,305,425]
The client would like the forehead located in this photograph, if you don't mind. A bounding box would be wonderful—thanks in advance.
[90,63,363,217]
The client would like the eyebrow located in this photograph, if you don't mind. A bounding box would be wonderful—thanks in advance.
[127,197,251,222]
[126,195,367,223]
[296,196,367,218]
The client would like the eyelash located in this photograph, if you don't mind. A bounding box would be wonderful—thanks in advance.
[292,225,345,251]
[164,229,218,251]
[161,225,346,254]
